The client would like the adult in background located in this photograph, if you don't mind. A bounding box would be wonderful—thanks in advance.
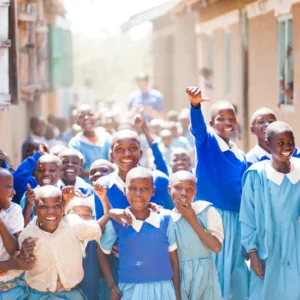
[128,72,164,122]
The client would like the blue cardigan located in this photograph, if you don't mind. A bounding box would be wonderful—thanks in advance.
[190,105,247,212]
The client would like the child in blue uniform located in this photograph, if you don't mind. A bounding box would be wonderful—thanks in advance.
[240,121,300,300]
[186,86,249,300]
[0,168,34,299]
[169,171,223,300]
[20,154,63,225]
[58,148,93,196]
[170,148,192,174]
[246,107,300,168]
[94,129,171,219]
[99,167,181,300]
[68,104,111,182]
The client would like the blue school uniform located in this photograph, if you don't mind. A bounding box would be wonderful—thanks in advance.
[190,105,249,299]
[94,170,171,219]
[246,144,300,168]
[0,275,29,300]
[240,158,300,300]
[68,132,111,182]
[172,201,223,300]
[100,209,177,300]
[28,286,86,300]
[13,152,41,204]
[79,241,100,300]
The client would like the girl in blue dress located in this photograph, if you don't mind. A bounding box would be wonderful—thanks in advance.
[98,167,181,300]
[169,171,223,300]
[186,86,249,299]
[240,121,300,300]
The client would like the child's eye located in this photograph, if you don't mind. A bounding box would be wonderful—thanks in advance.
[218,118,225,122]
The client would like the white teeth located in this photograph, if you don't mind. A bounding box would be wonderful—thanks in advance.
[46,217,56,221]
[66,169,74,173]
[42,179,51,184]
[224,128,232,132]
[122,160,132,163]
[282,152,291,157]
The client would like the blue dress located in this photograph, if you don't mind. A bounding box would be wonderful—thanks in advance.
[172,201,222,300]
[240,159,300,300]
[190,105,249,300]
[100,209,177,300]
[28,286,86,300]
[0,275,28,300]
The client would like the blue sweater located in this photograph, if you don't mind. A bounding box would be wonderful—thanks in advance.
[94,170,170,219]
[190,105,247,212]
[13,152,41,204]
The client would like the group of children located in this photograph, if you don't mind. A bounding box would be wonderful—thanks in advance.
[0,86,299,300]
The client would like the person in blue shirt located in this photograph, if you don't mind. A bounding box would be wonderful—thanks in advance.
[68,104,111,182]
[240,121,300,300]
[128,72,164,122]
[246,107,300,168]
[98,167,181,300]
[58,148,93,196]
[186,86,249,300]
[170,171,223,300]
[12,143,49,204]
[94,129,171,219]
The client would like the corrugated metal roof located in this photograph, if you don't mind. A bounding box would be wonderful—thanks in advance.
[121,0,180,31]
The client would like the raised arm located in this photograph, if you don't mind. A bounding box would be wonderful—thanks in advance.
[186,86,210,146]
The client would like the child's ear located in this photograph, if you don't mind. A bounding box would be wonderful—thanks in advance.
[139,149,143,159]
[60,171,63,179]
[110,151,114,163]
[250,126,256,135]
[209,119,214,127]
[265,139,270,149]
[168,186,171,195]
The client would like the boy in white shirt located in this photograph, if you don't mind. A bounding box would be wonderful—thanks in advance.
[18,185,109,299]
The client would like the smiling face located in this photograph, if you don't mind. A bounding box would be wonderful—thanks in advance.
[125,177,155,212]
[111,137,142,174]
[169,172,196,206]
[251,112,277,145]
[35,161,62,186]
[0,172,15,210]
[266,130,295,163]
[170,151,191,173]
[35,196,63,233]
[89,160,115,184]
[60,154,82,185]
[76,106,98,134]
[210,108,237,142]
[70,205,93,221]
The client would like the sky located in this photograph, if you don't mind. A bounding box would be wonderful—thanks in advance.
[64,0,171,37]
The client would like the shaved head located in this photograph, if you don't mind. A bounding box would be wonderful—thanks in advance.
[210,100,235,120]
[126,167,153,186]
[251,107,277,126]
[111,130,140,148]
[0,167,12,178]
[265,121,293,142]
[35,185,62,202]
[170,170,196,185]
[38,154,62,169]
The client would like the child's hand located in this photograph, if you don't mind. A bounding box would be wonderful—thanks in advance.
[0,150,6,166]
[110,285,123,300]
[249,251,264,280]
[111,245,119,258]
[149,202,161,212]
[174,201,197,221]
[38,143,49,155]
[93,182,107,200]
[20,237,38,259]
[109,209,132,226]
[62,186,76,202]
[26,184,36,205]
[186,86,210,106]
[134,108,145,127]
[9,251,36,270]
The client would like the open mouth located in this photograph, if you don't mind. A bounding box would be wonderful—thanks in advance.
[42,179,52,185]
[282,151,292,157]
[45,217,57,222]
[224,127,233,132]
[65,168,75,174]
[121,159,133,164]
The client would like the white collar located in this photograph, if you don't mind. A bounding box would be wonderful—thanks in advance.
[266,158,300,185]
[171,201,212,222]
[110,208,160,232]
[0,202,14,217]
[108,170,125,192]
[61,177,89,190]
[36,180,64,190]
[254,144,271,159]
[77,131,110,147]
[214,132,242,158]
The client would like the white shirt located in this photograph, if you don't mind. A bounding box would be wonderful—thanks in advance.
[18,214,101,292]
[0,202,24,282]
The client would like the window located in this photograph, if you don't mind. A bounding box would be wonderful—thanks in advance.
[0,0,19,112]
[225,30,231,94]
[278,14,293,106]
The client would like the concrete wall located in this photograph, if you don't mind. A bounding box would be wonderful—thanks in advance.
[152,12,198,111]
